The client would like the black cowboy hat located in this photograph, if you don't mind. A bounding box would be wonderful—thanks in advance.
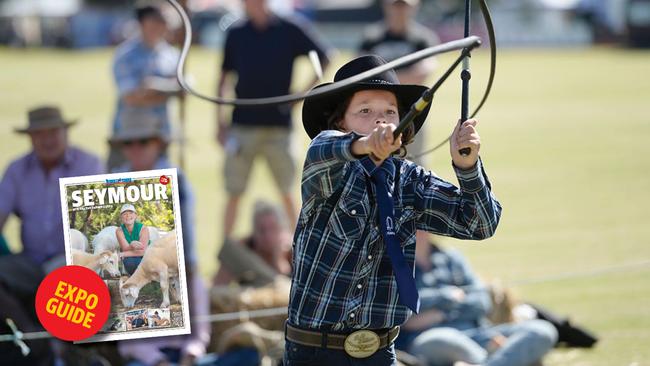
[302,55,432,139]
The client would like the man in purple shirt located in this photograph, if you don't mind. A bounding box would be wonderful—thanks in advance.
[0,106,104,265]
[0,106,103,365]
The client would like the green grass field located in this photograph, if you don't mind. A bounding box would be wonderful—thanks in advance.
[1,46,649,365]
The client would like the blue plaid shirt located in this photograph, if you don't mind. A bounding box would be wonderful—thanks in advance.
[288,130,502,330]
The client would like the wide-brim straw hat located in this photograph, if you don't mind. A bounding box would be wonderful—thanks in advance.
[15,106,77,133]
[109,108,171,144]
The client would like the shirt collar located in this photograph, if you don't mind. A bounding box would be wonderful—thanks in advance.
[26,148,73,170]
[153,156,172,170]
[61,148,74,167]
[359,156,397,180]
[246,12,280,30]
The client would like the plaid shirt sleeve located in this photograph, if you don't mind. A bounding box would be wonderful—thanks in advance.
[300,130,361,212]
[412,157,502,240]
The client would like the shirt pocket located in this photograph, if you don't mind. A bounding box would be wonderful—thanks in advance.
[327,188,370,241]
[396,206,417,246]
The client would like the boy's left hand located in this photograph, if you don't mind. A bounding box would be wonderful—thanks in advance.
[450,119,481,170]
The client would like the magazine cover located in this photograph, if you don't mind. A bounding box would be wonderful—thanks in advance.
[58,168,191,342]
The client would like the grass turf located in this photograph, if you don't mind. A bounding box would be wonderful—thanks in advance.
[0,46,648,364]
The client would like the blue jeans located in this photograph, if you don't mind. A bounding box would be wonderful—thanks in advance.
[123,256,143,275]
[283,339,397,366]
[409,320,558,366]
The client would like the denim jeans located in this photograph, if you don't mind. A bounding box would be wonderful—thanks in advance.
[409,319,558,366]
[123,256,143,275]
[283,339,397,366]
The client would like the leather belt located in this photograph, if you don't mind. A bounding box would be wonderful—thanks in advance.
[285,322,400,358]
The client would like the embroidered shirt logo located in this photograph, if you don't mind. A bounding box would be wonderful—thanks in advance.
[386,216,395,236]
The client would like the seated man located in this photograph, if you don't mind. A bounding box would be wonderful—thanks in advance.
[0,105,103,365]
[396,237,558,366]
[208,201,293,366]
[213,200,293,287]
[116,203,151,275]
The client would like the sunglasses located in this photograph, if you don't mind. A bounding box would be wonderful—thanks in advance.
[122,138,155,147]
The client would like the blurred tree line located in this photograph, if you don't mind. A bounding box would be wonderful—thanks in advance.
[64,178,175,242]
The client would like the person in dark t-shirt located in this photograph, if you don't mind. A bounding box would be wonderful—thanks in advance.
[216,0,333,239]
[360,0,440,166]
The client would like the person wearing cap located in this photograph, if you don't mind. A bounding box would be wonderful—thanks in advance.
[109,1,181,171]
[0,105,103,365]
[115,203,151,275]
[283,55,501,365]
[110,109,196,272]
[360,0,440,166]
[216,0,334,239]
[110,109,210,366]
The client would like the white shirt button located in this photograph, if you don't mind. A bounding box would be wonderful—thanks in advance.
[351,209,357,215]
[367,255,373,260]
[357,284,362,289]
[349,313,355,318]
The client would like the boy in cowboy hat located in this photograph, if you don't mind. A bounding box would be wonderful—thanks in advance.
[284,55,502,365]
[0,105,103,365]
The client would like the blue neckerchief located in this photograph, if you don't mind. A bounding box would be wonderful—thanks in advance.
[360,156,420,313]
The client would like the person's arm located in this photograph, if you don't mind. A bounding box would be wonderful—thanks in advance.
[0,212,10,255]
[116,228,131,251]
[138,226,150,247]
[419,285,467,312]
[215,70,234,147]
[0,164,18,233]
[216,30,236,147]
[113,53,168,107]
[0,212,8,234]
[402,308,445,331]
[291,15,334,88]
[302,131,360,199]
[413,121,501,240]
[122,89,168,107]
[303,124,402,203]
[445,251,492,322]
[212,266,235,286]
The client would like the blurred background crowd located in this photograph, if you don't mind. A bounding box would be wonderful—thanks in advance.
[1,0,649,48]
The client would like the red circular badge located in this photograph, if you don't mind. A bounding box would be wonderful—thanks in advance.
[35,265,110,341]
[159,175,169,185]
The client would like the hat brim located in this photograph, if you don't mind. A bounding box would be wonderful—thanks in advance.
[302,82,432,140]
[14,120,77,134]
[109,131,171,145]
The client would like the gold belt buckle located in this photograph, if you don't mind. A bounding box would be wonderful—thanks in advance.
[344,330,380,358]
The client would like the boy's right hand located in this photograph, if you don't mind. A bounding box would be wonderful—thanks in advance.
[356,124,402,164]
